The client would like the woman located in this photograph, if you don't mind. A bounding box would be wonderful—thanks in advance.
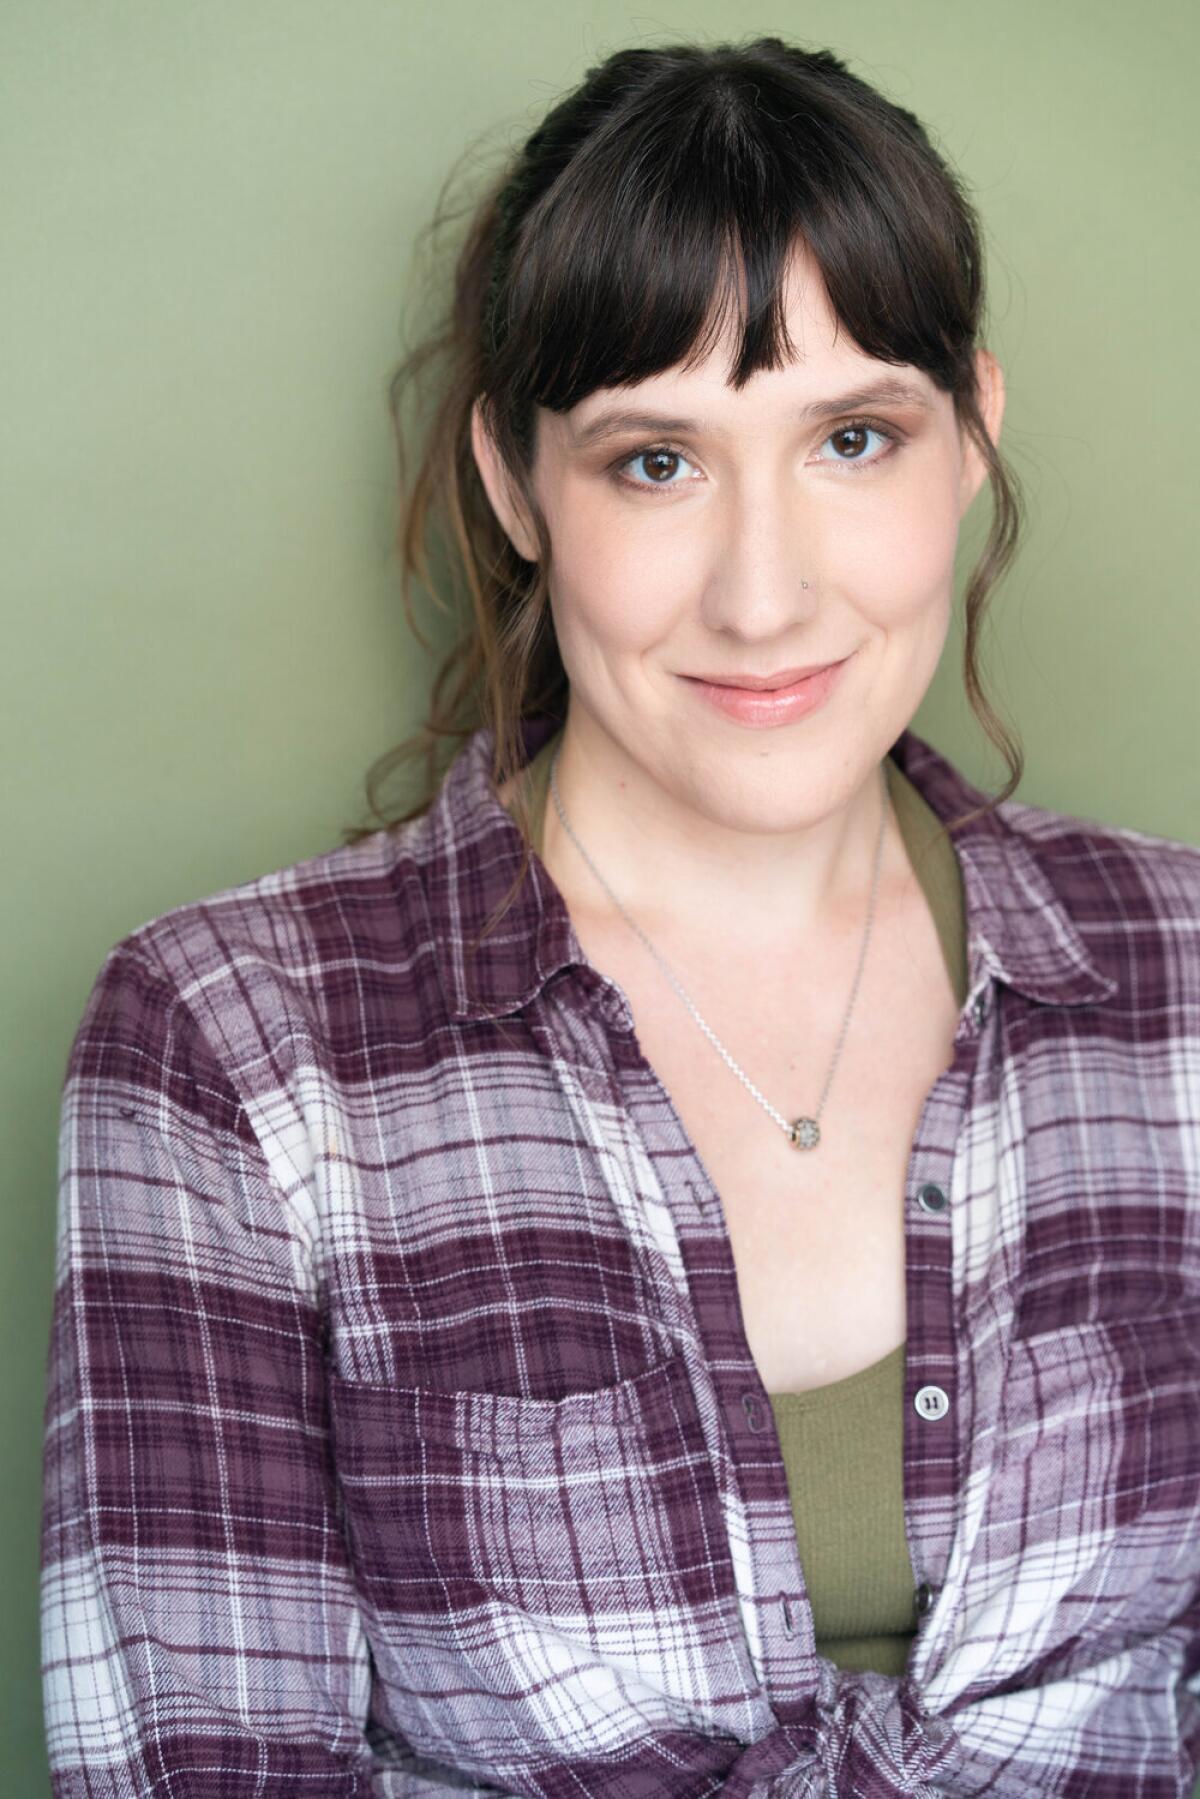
[41,34,1200,1797]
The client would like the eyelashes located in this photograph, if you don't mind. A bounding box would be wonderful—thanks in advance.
[609,417,904,496]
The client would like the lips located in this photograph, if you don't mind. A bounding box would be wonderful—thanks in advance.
[686,661,841,691]
[681,652,851,728]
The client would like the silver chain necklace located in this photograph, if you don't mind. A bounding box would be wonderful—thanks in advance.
[547,746,890,1150]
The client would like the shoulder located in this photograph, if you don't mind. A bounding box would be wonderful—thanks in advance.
[73,819,449,1106]
[901,728,1200,920]
[994,792,1200,1012]
[998,791,1200,916]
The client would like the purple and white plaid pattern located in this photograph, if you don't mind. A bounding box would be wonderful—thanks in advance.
[41,716,1200,1796]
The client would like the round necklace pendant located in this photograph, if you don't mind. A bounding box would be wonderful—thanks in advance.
[789,1116,820,1150]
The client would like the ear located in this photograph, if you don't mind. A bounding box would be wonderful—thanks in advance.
[959,346,1006,514]
[470,399,539,562]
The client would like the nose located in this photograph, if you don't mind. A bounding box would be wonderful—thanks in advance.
[698,467,821,641]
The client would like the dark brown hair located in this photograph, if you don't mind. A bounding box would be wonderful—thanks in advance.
[344,33,1025,925]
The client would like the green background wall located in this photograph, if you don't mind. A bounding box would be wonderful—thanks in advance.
[4,3,1197,1792]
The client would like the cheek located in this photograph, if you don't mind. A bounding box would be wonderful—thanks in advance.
[544,486,684,651]
[823,461,962,618]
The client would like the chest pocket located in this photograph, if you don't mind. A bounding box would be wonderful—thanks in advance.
[981,1302,1200,1672]
[327,1341,747,1770]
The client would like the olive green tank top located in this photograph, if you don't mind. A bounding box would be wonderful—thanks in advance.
[498,725,968,1679]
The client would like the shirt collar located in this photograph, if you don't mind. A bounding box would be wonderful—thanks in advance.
[417,713,1119,1024]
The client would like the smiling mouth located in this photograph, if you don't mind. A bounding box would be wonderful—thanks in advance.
[684,659,845,691]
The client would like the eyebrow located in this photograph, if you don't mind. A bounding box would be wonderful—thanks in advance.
[567,378,935,450]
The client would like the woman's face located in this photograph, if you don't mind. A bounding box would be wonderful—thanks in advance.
[472,242,1004,841]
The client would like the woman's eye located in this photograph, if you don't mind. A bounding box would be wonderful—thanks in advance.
[616,446,697,491]
[816,420,897,469]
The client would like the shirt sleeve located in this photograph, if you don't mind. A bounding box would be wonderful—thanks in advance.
[40,937,490,1797]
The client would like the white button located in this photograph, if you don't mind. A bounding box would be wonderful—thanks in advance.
[914,1384,950,1420]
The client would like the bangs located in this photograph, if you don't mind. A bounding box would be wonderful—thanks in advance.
[494,54,978,426]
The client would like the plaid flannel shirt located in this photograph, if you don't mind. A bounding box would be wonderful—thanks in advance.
[41,716,1200,1796]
